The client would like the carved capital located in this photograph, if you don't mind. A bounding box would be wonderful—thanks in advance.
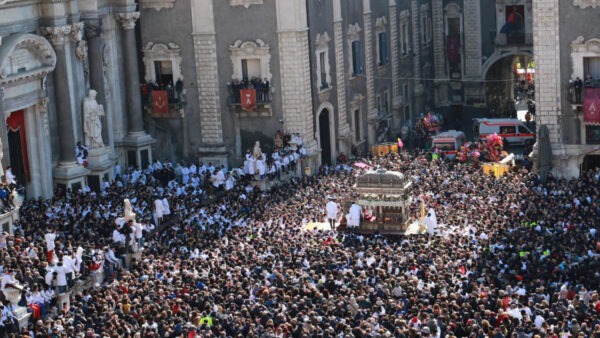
[40,25,72,46]
[116,12,140,30]
[70,22,84,42]
[84,19,103,40]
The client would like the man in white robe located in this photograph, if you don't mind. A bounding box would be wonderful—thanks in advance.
[181,165,190,185]
[154,198,164,225]
[326,198,338,230]
[256,156,266,178]
[347,203,362,228]
[161,197,171,217]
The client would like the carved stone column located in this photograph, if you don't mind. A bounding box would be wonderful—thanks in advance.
[41,24,90,189]
[84,19,110,145]
[40,25,76,163]
[116,12,144,134]
[116,12,154,169]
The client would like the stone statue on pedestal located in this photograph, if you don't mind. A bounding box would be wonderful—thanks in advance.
[83,89,105,148]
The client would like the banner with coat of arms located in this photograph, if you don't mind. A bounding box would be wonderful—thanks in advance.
[152,90,169,115]
[240,89,256,112]
[584,88,600,125]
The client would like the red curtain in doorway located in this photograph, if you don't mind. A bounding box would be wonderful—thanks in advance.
[6,110,30,182]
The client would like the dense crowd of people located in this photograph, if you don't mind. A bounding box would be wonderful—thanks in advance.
[0,149,599,338]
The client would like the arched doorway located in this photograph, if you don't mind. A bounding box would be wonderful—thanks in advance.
[6,110,29,186]
[319,109,332,165]
[483,53,534,117]
[582,154,600,172]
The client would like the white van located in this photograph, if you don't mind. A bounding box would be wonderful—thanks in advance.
[473,118,535,146]
[431,130,465,160]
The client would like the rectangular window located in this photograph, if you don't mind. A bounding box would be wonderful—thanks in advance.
[500,126,516,134]
[421,15,427,45]
[404,105,410,122]
[154,60,173,85]
[383,90,389,115]
[378,32,388,65]
[427,16,432,43]
[354,110,361,142]
[447,17,462,79]
[352,41,362,75]
[584,57,600,86]
[400,22,409,55]
[319,51,328,89]
[241,59,261,81]
[376,94,382,113]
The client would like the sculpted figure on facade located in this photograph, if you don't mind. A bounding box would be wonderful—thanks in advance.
[83,89,105,148]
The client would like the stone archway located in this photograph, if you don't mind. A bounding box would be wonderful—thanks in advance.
[482,51,533,116]
[0,33,57,198]
[315,102,336,166]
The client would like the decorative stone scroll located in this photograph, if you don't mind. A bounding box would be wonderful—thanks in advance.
[230,0,263,8]
[142,42,183,83]
[139,0,176,11]
[229,39,272,81]
[573,0,600,8]
[570,36,600,80]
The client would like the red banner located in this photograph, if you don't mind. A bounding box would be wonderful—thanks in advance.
[240,89,256,112]
[447,36,460,63]
[152,90,169,115]
[584,88,600,125]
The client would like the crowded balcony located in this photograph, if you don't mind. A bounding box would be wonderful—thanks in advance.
[228,78,272,117]
[141,81,184,118]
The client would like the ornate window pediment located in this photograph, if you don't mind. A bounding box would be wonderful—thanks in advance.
[315,33,331,91]
[0,33,56,85]
[348,23,362,41]
[230,0,263,8]
[142,42,182,83]
[399,10,410,20]
[315,32,330,50]
[573,0,600,8]
[139,0,176,11]
[229,39,271,81]
[570,36,600,81]
[375,16,388,31]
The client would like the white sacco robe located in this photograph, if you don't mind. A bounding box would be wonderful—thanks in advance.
[326,201,338,220]
[161,198,171,215]
[154,199,164,225]
[424,208,438,235]
[347,203,362,228]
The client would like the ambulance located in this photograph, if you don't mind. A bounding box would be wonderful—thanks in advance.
[431,130,465,160]
[473,118,535,146]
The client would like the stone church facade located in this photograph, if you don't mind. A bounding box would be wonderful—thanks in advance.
[0,0,153,198]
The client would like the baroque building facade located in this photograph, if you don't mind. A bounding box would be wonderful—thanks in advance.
[0,0,153,198]
[531,0,600,177]
[139,0,436,170]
